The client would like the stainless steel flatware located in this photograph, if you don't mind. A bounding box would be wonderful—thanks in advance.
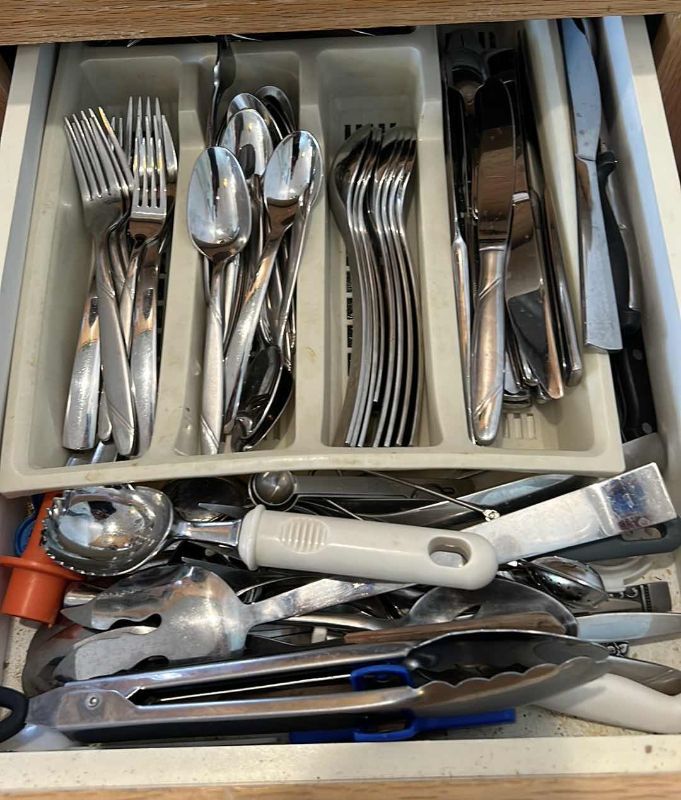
[223,131,317,419]
[576,612,681,645]
[187,147,252,454]
[63,112,136,456]
[329,124,421,447]
[231,133,323,451]
[206,36,236,146]
[470,78,516,445]
[560,18,621,353]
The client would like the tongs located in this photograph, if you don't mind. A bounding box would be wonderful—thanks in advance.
[0,631,608,747]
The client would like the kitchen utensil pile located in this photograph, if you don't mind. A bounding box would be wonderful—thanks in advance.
[62,97,177,461]
[329,124,422,447]
[2,456,681,748]
[188,58,323,454]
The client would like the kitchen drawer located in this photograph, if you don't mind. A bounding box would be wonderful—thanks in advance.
[2,14,681,790]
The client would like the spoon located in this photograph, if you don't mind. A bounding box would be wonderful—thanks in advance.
[226,92,282,144]
[206,36,236,145]
[220,109,273,344]
[287,577,579,635]
[519,556,609,610]
[255,85,297,131]
[223,131,317,420]
[187,146,251,454]
[231,134,323,450]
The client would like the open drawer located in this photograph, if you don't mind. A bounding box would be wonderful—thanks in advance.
[2,14,681,790]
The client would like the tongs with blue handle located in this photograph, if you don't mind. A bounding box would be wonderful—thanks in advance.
[0,630,608,748]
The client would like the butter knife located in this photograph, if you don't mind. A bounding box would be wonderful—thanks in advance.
[471,78,516,445]
[560,18,622,353]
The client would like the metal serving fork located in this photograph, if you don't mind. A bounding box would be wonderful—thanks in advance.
[128,98,168,454]
[63,114,136,457]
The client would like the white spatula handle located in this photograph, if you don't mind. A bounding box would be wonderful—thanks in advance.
[538,674,681,733]
[237,506,498,589]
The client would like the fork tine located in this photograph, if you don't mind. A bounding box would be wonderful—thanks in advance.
[152,97,165,210]
[97,106,134,190]
[73,114,104,198]
[90,109,125,197]
[85,109,120,198]
[161,113,177,179]
[64,117,92,203]
[125,96,134,166]
[143,97,152,208]
[146,97,155,206]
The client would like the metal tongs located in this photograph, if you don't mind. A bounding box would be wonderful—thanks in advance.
[1,630,608,748]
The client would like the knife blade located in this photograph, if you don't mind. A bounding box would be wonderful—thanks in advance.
[577,612,681,644]
[470,78,516,444]
[560,18,621,352]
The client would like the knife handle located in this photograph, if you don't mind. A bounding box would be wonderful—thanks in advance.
[574,156,622,352]
[451,232,472,435]
[596,150,641,335]
[471,245,506,444]
[543,183,583,387]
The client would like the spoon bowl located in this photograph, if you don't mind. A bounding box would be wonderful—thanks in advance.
[255,85,297,131]
[522,556,608,610]
[187,147,252,260]
[226,92,282,143]
[220,108,273,180]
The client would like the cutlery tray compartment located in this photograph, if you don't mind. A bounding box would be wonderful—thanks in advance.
[0,24,624,494]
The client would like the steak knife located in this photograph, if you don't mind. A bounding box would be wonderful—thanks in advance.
[560,18,622,352]
[471,78,516,444]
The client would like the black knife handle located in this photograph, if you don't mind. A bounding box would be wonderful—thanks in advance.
[596,149,641,335]
[551,517,681,562]
[610,328,657,440]
[0,687,28,743]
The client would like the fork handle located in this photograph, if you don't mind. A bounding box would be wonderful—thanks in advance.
[130,246,161,456]
[62,273,101,451]
[201,259,225,454]
[95,235,136,456]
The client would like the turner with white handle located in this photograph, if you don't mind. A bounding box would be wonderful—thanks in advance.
[538,674,681,733]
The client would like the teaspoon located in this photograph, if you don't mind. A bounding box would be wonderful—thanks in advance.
[187,146,251,454]
[223,131,317,420]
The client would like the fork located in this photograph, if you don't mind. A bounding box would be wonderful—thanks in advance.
[128,98,168,454]
[94,108,135,448]
[63,113,136,456]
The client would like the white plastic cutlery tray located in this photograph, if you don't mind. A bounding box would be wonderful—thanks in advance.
[0,23,624,494]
